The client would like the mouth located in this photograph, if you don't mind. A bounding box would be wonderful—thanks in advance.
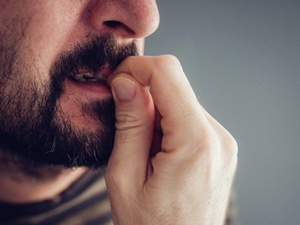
[68,72,107,83]
[64,67,113,96]
[67,62,113,83]
[52,35,138,95]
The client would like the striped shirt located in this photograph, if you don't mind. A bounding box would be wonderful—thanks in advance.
[0,170,237,225]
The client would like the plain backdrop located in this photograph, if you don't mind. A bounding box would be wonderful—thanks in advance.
[145,1,300,225]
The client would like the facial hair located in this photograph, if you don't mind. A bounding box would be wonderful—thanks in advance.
[0,35,137,169]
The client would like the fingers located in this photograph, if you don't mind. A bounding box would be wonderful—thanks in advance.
[110,55,208,155]
[111,55,201,119]
[108,55,237,180]
[104,55,238,225]
[105,73,155,188]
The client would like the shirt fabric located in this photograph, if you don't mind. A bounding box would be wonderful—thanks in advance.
[0,170,237,225]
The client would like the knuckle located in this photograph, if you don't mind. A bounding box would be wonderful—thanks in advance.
[224,135,238,164]
[115,110,152,132]
[208,120,238,164]
[214,130,238,170]
[194,128,238,167]
[153,54,182,69]
[115,111,140,130]
[105,166,129,193]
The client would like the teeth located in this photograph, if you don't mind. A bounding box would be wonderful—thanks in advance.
[73,74,84,79]
[70,73,105,83]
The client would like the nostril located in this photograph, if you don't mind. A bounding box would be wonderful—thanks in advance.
[104,20,122,28]
[104,20,134,34]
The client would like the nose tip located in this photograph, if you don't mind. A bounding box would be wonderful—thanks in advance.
[88,0,160,38]
[125,1,160,38]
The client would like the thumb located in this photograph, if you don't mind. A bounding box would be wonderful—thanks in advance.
[106,73,155,188]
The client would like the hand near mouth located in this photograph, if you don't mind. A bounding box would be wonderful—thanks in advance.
[105,55,238,225]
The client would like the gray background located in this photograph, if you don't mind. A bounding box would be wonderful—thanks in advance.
[145,1,300,225]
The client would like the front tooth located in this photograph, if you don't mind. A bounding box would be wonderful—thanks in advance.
[94,74,105,81]
[71,73,106,82]
[73,74,84,80]
[83,73,94,78]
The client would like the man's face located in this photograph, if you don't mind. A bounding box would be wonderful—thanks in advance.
[0,1,159,168]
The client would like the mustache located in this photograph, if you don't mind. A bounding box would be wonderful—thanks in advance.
[51,34,138,80]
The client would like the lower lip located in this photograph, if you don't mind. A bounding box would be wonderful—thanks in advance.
[65,78,112,97]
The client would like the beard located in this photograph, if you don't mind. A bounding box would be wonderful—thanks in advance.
[0,35,137,169]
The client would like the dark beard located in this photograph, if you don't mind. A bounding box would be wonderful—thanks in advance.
[0,35,137,169]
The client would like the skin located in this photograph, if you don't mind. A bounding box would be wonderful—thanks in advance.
[0,0,237,224]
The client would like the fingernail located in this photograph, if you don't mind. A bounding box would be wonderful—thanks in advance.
[111,77,137,102]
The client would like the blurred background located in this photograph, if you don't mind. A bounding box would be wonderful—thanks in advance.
[145,1,300,225]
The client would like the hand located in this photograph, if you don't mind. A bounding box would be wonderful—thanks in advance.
[105,55,238,225]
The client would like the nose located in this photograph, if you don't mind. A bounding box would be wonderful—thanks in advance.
[88,0,160,39]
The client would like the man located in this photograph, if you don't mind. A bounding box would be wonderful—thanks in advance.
[0,1,238,224]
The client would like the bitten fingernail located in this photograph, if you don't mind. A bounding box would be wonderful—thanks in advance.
[111,77,137,102]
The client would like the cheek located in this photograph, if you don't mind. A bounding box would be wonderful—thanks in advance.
[20,24,69,78]
[10,48,50,89]
[15,3,84,81]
